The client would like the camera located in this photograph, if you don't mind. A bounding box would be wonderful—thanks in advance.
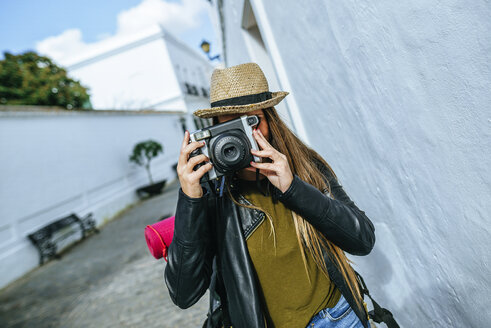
[189,114,261,183]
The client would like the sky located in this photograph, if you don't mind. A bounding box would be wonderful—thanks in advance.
[0,0,221,64]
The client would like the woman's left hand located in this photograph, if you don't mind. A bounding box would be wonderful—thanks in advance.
[250,129,294,193]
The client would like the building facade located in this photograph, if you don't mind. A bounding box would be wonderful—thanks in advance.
[62,24,219,130]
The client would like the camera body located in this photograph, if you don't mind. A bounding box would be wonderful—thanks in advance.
[189,114,261,183]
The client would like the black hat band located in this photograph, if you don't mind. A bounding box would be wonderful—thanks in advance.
[211,91,272,108]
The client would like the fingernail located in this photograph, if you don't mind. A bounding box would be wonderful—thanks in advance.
[250,161,254,165]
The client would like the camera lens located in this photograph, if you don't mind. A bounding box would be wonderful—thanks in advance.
[223,145,238,159]
[211,131,251,172]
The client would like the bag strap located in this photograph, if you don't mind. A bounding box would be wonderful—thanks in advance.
[354,270,401,328]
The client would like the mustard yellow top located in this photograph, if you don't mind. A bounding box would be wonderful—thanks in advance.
[238,177,341,328]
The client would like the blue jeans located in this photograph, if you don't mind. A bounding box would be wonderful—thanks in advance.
[305,293,366,328]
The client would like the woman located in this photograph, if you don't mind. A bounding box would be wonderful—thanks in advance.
[165,63,376,328]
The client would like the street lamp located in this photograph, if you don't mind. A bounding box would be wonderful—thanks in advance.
[200,40,221,61]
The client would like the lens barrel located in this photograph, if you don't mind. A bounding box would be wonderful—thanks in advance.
[211,131,251,173]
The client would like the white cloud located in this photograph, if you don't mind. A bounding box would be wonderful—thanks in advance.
[36,29,91,63]
[116,0,206,36]
[36,0,208,64]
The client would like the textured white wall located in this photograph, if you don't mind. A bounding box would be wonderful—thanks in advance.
[218,0,491,327]
[0,108,185,289]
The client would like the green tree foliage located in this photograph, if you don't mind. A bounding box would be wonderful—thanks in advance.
[129,140,164,184]
[0,51,91,109]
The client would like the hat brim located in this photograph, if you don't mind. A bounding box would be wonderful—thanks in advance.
[193,91,289,119]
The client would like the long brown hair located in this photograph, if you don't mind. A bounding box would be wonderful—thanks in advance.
[212,107,364,314]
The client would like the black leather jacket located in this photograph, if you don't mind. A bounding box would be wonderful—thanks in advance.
[164,161,376,328]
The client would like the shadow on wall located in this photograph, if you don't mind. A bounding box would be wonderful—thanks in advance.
[354,247,482,327]
[353,246,394,300]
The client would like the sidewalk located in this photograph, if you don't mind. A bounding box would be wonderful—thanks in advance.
[0,179,209,328]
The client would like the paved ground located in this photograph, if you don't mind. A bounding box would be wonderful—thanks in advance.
[0,179,209,328]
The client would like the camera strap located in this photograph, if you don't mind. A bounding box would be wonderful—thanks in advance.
[354,270,400,328]
[219,176,226,197]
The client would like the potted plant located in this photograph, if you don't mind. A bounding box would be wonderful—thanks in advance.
[129,140,167,199]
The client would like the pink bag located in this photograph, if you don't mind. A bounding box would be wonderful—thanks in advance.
[144,216,175,261]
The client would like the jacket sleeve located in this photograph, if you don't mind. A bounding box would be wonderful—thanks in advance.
[274,165,376,256]
[164,184,215,309]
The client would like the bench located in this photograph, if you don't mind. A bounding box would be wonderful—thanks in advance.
[27,213,99,265]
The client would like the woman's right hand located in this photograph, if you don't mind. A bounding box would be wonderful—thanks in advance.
[177,130,214,198]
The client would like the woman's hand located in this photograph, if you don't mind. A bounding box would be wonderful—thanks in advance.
[250,129,294,193]
[177,131,214,198]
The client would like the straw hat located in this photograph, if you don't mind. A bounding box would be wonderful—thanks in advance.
[193,62,289,118]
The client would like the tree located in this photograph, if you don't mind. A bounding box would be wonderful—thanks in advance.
[0,51,91,109]
[129,140,164,184]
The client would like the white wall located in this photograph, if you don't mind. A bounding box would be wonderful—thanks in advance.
[217,1,491,327]
[0,107,185,289]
